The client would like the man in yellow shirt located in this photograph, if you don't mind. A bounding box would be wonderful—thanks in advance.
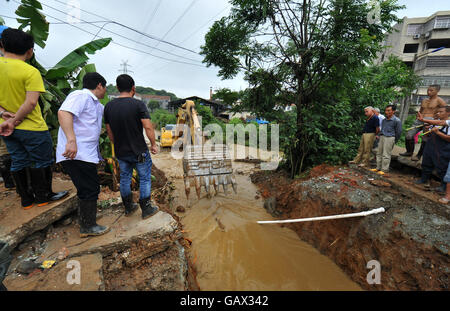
[0,28,67,209]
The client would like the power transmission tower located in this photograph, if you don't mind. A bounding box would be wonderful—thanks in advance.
[119,60,133,74]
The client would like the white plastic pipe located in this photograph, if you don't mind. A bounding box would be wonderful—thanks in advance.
[257,207,385,224]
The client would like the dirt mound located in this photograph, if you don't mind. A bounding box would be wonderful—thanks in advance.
[251,167,450,291]
[308,164,337,178]
[152,164,167,190]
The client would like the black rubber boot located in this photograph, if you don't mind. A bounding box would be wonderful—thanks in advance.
[0,156,15,189]
[433,182,447,194]
[11,169,34,208]
[122,194,138,216]
[412,142,426,161]
[79,199,110,238]
[0,241,12,291]
[414,176,430,185]
[29,168,50,207]
[399,139,414,157]
[139,198,159,220]
[44,166,69,201]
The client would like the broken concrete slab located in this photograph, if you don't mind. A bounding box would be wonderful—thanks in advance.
[4,253,104,291]
[39,210,179,261]
[103,241,188,291]
[0,179,77,250]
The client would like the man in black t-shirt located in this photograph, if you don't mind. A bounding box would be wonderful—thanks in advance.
[349,106,380,167]
[104,74,159,220]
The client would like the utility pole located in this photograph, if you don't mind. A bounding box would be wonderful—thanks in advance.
[119,60,133,74]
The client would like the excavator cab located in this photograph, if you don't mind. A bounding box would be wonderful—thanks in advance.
[175,100,237,204]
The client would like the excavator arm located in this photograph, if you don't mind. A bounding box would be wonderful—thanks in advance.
[176,100,237,204]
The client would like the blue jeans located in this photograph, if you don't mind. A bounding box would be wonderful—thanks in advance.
[2,129,54,171]
[117,151,152,200]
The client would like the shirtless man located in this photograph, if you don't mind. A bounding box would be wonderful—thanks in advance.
[400,85,447,159]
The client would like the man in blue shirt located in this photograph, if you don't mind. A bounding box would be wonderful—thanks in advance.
[350,106,379,167]
[371,105,402,175]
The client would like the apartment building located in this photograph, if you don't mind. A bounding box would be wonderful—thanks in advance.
[378,11,450,106]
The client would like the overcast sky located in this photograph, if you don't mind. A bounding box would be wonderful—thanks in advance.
[1,0,449,99]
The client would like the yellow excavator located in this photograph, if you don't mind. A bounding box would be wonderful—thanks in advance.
[160,124,176,150]
[174,100,237,204]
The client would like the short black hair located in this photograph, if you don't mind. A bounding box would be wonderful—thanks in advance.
[385,104,396,111]
[82,72,106,90]
[1,28,34,55]
[116,74,135,93]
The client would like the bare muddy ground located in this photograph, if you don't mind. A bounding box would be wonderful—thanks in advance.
[2,165,192,291]
[251,165,449,290]
[152,149,361,291]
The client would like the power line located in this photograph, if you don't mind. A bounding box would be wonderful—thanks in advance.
[0,14,109,25]
[146,0,162,31]
[152,0,198,50]
[179,5,230,45]
[50,0,199,55]
[10,0,206,68]
[37,0,203,63]
[144,5,230,74]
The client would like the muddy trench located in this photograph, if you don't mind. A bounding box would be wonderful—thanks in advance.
[152,150,361,291]
[250,164,449,290]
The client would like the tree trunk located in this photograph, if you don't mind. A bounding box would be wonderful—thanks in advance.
[400,96,412,124]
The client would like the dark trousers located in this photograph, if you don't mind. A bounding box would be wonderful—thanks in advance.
[422,135,450,181]
[2,129,54,171]
[61,160,99,201]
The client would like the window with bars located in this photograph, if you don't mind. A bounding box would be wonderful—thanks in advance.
[420,76,450,87]
[407,24,423,36]
[435,16,450,29]
[426,56,450,68]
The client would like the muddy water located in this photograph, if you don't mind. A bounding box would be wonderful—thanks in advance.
[152,150,361,291]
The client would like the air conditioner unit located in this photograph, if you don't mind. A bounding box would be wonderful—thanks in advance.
[413,34,421,39]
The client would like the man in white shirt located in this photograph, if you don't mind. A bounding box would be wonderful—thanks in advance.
[57,72,110,238]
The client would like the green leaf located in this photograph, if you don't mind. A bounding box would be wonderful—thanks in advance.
[56,79,71,90]
[15,0,49,48]
[45,38,112,81]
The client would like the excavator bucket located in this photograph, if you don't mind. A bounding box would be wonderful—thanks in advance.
[175,100,237,203]
[183,143,237,201]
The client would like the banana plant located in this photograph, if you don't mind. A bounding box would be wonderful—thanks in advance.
[12,0,112,146]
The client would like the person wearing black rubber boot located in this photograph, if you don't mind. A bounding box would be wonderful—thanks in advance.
[56,72,110,238]
[0,138,14,189]
[0,28,68,209]
[415,107,450,193]
[104,74,159,220]
[0,241,13,291]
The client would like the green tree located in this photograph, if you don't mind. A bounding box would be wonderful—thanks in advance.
[212,88,242,107]
[201,0,407,177]
[150,109,177,129]
[147,100,161,112]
